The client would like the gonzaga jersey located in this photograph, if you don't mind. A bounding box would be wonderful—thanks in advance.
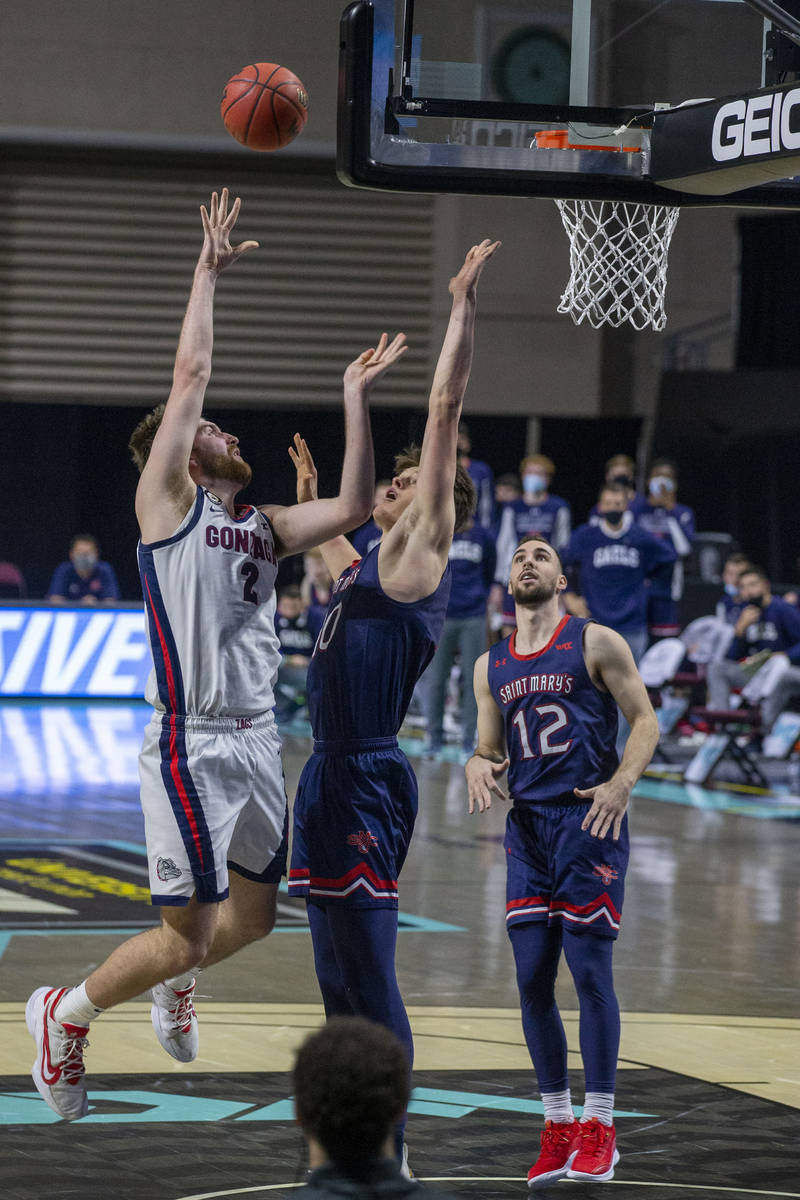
[138,487,280,717]
[306,543,450,741]
[488,616,618,805]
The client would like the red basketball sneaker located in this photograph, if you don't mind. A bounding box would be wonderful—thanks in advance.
[567,1117,620,1181]
[527,1119,582,1189]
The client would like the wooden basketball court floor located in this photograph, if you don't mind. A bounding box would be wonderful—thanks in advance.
[1,700,799,1199]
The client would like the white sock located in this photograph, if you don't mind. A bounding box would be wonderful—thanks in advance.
[163,973,195,992]
[542,1089,575,1125]
[54,982,104,1028]
[581,1092,615,1126]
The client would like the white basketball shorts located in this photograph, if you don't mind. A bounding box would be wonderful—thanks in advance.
[139,709,287,905]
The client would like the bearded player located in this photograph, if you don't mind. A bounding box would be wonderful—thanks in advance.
[466,535,658,1187]
[25,189,407,1120]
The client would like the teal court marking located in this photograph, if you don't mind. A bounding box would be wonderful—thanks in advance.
[0,839,464,962]
[634,776,800,820]
[0,1086,654,1126]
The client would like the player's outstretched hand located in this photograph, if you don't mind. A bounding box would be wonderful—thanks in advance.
[466,754,510,814]
[199,188,259,276]
[449,239,501,299]
[343,332,408,390]
[288,434,318,504]
[574,779,630,841]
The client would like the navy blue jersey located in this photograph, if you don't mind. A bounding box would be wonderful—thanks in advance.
[306,544,451,741]
[447,524,496,619]
[464,457,495,530]
[563,515,677,632]
[488,616,618,805]
[726,596,800,663]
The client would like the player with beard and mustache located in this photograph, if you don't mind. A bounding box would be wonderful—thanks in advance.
[24,190,407,1122]
[466,534,658,1188]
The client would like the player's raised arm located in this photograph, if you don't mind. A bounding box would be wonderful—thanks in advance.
[465,651,510,814]
[262,333,407,560]
[415,241,499,553]
[287,435,361,582]
[135,190,258,543]
[575,624,659,840]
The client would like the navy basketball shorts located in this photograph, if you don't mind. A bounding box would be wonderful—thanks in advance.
[504,803,630,940]
[139,709,288,906]
[647,593,681,638]
[289,736,417,910]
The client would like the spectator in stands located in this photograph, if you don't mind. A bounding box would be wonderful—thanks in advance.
[492,454,571,634]
[562,484,677,665]
[589,453,642,520]
[716,552,751,624]
[274,585,323,724]
[47,534,120,605]
[350,479,390,558]
[294,1017,448,1198]
[457,420,495,531]
[706,566,800,730]
[424,515,496,758]
[636,459,696,639]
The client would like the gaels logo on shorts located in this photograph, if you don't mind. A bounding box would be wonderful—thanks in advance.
[156,856,182,881]
[347,830,378,854]
[592,863,619,886]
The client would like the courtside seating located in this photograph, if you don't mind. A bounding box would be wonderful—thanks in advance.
[0,562,26,600]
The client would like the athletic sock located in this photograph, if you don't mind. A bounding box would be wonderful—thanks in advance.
[581,1091,615,1126]
[163,973,195,991]
[542,1088,575,1124]
[54,981,104,1027]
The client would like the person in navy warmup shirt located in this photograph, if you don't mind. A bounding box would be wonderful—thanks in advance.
[424,516,497,757]
[457,420,495,531]
[715,552,750,625]
[563,485,677,666]
[466,534,658,1187]
[634,460,696,640]
[47,534,120,604]
[707,565,800,731]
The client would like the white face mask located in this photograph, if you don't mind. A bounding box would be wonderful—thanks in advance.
[648,475,674,496]
[523,473,547,495]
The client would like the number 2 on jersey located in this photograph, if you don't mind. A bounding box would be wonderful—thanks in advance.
[512,703,572,759]
[241,561,259,604]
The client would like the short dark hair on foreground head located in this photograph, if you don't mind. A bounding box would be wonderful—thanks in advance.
[514,534,563,572]
[293,1016,410,1178]
[128,403,166,473]
[394,444,477,533]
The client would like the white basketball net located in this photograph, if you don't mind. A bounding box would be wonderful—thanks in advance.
[555,199,680,331]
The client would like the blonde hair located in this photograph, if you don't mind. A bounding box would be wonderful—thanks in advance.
[393,445,476,533]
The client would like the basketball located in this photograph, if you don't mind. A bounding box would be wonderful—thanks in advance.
[221,63,309,151]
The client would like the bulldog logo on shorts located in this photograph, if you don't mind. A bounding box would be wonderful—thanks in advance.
[156,856,182,881]
[346,831,378,854]
[592,863,619,885]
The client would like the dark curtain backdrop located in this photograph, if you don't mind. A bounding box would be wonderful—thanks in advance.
[737,214,800,369]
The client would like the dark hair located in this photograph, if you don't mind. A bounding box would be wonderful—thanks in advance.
[496,473,521,491]
[739,565,769,584]
[649,457,678,477]
[70,534,99,552]
[128,403,166,473]
[598,482,628,501]
[393,444,477,533]
[725,552,749,567]
[513,534,563,572]
[293,1017,410,1179]
[278,584,303,600]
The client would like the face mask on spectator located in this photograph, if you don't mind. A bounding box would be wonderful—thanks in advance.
[648,475,674,496]
[523,473,547,495]
[603,510,624,527]
[725,582,739,596]
[73,553,98,572]
[609,473,633,488]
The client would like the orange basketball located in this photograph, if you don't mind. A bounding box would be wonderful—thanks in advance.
[221,63,309,152]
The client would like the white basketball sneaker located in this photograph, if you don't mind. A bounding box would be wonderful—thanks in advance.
[150,979,199,1062]
[26,986,90,1121]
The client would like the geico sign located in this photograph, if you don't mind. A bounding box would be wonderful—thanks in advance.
[712,88,800,161]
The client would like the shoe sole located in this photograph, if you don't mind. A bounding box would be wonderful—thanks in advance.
[26,987,88,1121]
[528,1150,579,1188]
[567,1148,620,1182]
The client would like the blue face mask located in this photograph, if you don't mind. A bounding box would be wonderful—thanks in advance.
[648,475,674,497]
[523,473,547,495]
[724,582,739,596]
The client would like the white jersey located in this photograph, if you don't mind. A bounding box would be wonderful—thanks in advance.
[138,487,280,717]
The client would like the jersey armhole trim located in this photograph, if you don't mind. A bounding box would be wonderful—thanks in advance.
[139,487,204,551]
